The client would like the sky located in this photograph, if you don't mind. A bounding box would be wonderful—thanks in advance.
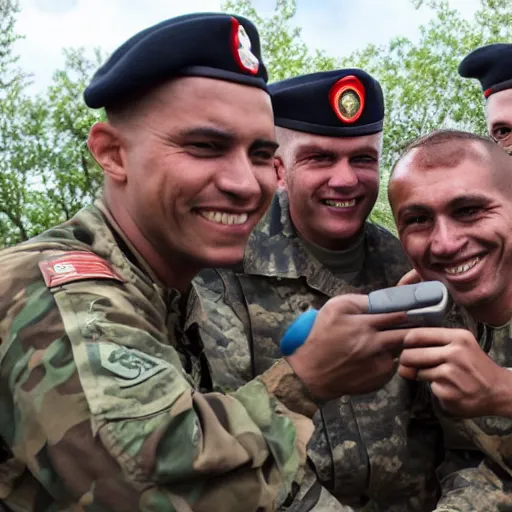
[15,0,481,95]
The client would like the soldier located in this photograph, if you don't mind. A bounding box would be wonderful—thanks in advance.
[197,70,450,510]
[0,13,412,512]
[459,43,512,154]
[389,128,512,509]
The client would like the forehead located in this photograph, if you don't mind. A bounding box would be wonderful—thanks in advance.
[391,149,495,211]
[285,130,382,153]
[486,89,512,126]
[143,76,275,136]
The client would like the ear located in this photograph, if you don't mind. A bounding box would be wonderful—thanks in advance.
[274,156,287,189]
[88,122,127,184]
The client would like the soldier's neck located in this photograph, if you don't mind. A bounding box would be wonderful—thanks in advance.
[299,229,365,279]
[102,198,198,293]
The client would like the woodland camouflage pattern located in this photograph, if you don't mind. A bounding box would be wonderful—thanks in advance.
[0,198,313,512]
[196,189,512,511]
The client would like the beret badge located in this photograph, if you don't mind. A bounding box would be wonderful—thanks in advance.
[230,18,259,75]
[328,75,365,123]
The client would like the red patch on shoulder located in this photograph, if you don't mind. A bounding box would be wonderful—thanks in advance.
[38,251,124,288]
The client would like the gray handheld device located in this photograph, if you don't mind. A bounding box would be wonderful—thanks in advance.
[368,280,450,327]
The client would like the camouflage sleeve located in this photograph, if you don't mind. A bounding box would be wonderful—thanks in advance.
[436,418,512,510]
[0,251,312,511]
[435,457,512,510]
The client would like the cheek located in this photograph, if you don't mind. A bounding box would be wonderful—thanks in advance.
[400,234,427,263]
[288,170,323,198]
[257,167,278,202]
[358,171,380,194]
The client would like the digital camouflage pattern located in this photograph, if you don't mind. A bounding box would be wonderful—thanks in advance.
[196,189,512,511]
[431,311,512,511]
[0,199,314,512]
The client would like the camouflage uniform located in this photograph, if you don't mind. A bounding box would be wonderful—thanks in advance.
[197,190,512,511]
[197,190,442,511]
[0,199,314,512]
[431,313,512,511]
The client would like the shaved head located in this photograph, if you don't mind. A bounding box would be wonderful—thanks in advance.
[389,130,512,204]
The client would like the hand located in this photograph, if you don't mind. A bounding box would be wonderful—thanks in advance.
[287,294,411,401]
[399,328,512,417]
[397,268,422,286]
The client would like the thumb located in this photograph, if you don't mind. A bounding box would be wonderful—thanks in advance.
[397,269,422,287]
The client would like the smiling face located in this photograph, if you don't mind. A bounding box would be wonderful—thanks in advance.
[277,129,382,250]
[389,140,512,324]
[91,76,278,284]
[487,88,512,155]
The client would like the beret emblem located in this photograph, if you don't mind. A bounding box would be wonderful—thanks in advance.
[231,18,259,75]
[329,75,365,123]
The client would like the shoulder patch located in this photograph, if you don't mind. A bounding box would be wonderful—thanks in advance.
[92,342,170,388]
[38,251,124,288]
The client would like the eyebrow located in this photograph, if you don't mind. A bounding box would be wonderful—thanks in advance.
[178,127,278,152]
[448,194,490,209]
[178,127,236,142]
[397,194,491,219]
[250,139,279,153]
[295,143,379,158]
[397,204,432,220]
[490,119,512,130]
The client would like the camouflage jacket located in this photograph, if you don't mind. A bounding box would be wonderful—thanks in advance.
[0,199,313,512]
[430,315,512,511]
[197,190,512,511]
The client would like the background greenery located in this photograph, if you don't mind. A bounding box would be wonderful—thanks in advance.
[1,0,510,246]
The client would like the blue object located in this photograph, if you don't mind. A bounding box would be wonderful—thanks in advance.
[280,308,319,356]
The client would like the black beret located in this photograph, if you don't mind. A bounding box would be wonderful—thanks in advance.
[269,69,384,137]
[84,12,268,109]
[459,43,512,98]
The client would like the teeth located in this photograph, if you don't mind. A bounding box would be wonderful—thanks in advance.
[200,211,248,225]
[445,257,480,275]
[324,199,356,208]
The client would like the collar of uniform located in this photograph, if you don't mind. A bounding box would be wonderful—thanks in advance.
[94,198,205,330]
[243,189,363,296]
[95,197,165,287]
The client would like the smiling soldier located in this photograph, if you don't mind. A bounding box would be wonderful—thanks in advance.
[388,129,512,510]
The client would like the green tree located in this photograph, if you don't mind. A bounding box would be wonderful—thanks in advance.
[0,43,103,246]
[223,0,339,81]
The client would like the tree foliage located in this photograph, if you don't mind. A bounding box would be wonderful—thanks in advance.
[0,41,104,245]
[0,0,512,245]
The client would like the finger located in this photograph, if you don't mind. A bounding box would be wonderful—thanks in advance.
[416,366,446,382]
[360,311,410,330]
[398,364,418,380]
[403,328,456,348]
[326,293,369,314]
[397,269,422,286]
[374,328,411,356]
[400,346,447,368]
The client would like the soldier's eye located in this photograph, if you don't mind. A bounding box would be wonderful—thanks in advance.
[492,125,512,141]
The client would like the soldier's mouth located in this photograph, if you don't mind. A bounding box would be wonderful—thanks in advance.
[321,199,357,208]
[198,210,249,225]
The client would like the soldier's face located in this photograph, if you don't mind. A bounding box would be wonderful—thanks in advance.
[487,89,512,155]
[280,132,381,250]
[390,147,512,324]
[119,77,277,274]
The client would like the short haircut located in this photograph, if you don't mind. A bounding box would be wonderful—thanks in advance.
[390,129,495,177]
